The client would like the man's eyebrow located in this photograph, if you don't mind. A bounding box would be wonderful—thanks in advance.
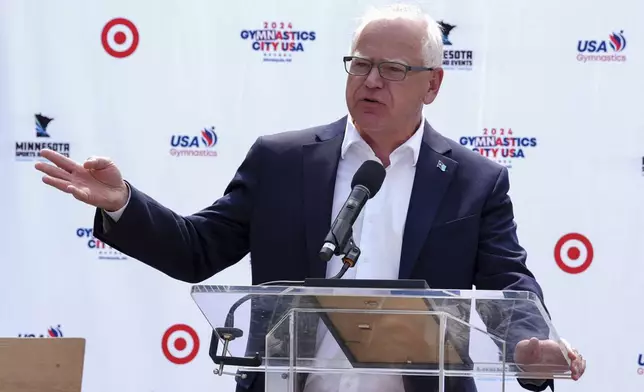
[382,57,408,64]
[353,52,408,64]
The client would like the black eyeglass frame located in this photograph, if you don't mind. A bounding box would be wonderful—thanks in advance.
[343,55,435,81]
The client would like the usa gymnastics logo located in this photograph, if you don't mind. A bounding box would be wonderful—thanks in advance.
[577,30,627,63]
[19,325,64,338]
[459,128,537,168]
[438,20,473,70]
[240,21,316,63]
[170,126,218,158]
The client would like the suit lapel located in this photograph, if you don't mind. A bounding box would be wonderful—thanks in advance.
[399,122,459,280]
[302,117,346,278]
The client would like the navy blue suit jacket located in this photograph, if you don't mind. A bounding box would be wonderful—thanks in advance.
[94,116,554,392]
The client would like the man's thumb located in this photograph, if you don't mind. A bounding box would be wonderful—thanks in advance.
[83,157,112,170]
[528,337,540,355]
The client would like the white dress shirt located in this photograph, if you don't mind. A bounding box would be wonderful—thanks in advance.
[104,190,129,221]
[303,116,424,392]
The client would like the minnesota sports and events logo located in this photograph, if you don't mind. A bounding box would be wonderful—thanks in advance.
[438,20,474,70]
[459,128,537,168]
[240,21,316,63]
[15,113,71,161]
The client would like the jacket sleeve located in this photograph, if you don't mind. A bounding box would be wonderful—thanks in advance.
[93,137,264,283]
[473,166,555,392]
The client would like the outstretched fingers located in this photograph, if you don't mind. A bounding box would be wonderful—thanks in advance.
[41,176,93,205]
[42,175,72,193]
[35,161,73,181]
[39,149,82,173]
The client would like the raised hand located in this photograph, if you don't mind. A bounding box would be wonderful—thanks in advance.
[35,149,129,212]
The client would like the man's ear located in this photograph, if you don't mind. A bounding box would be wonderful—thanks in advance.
[423,68,444,105]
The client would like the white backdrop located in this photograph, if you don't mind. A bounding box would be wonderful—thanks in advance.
[1,0,643,391]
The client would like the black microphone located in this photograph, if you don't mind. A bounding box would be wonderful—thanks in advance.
[319,160,386,263]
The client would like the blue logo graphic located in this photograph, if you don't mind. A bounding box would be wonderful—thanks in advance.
[577,30,627,62]
[609,30,627,51]
[169,126,218,157]
[35,113,53,137]
[438,21,455,46]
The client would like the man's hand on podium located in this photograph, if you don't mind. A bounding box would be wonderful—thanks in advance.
[35,149,129,212]
[514,337,586,381]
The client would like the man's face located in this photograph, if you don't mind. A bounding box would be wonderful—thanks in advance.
[345,18,443,134]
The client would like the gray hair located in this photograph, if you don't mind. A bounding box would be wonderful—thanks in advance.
[350,3,444,68]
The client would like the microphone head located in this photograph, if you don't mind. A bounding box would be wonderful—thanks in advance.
[351,160,386,198]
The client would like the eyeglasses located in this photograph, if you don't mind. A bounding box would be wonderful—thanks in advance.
[343,56,434,81]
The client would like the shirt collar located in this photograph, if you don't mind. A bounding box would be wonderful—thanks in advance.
[341,114,425,166]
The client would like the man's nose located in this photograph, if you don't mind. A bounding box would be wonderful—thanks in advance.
[364,66,384,88]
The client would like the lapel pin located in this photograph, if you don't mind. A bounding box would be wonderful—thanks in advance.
[437,160,447,172]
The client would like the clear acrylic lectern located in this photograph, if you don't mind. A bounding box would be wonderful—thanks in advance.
[191,283,572,392]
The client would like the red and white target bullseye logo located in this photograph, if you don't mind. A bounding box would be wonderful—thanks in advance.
[162,324,200,365]
[554,233,594,274]
[101,18,139,58]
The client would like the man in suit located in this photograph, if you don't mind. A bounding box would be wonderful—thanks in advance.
[35,4,585,392]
